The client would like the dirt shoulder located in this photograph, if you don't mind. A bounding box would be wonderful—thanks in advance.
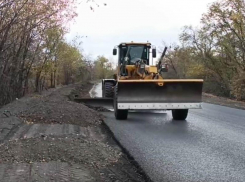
[202,93,245,110]
[0,83,146,182]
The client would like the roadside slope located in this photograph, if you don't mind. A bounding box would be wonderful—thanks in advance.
[202,93,245,110]
[0,83,146,182]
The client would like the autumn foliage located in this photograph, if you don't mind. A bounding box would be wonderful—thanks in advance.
[163,0,245,100]
[0,0,82,106]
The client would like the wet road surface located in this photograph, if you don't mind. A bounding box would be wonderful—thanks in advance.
[93,83,245,182]
[103,105,245,182]
[90,82,103,98]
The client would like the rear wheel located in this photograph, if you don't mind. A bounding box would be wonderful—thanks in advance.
[104,82,114,98]
[172,109,188,120]
[114,85,128,120]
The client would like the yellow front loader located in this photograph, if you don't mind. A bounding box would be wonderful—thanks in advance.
[79,42,203,120]
[103,42,203,120]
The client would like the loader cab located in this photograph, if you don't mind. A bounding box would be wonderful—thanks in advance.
[114,43,152,65]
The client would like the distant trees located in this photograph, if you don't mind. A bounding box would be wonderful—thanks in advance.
[93,56,115,79]
[163,0,245,100]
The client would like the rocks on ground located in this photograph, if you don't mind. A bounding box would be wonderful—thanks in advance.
[0,82,146,182]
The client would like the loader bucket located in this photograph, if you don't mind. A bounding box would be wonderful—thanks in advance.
[117,79,203,110]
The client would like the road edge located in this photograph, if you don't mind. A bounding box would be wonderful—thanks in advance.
[101,119,153,182]
[202,93,245,110]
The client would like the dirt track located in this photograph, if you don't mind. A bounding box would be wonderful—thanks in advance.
[0,83,146,182]
[202,93,245,110]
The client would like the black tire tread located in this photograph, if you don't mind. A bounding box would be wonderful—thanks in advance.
[114,85,128,120]
[104,82,114,98]
[115,109,128,120]
[172,109,188,120]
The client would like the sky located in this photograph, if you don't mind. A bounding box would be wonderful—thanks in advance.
[66,0,216,63]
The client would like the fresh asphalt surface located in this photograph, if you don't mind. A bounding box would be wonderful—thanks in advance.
[103,105,245,182]
[92,84,245,182]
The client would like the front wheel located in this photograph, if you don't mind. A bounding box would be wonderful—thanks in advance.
[115,108,128,120]
[104,81,114,98]
[114,85,128,120]
[172,109,188,120]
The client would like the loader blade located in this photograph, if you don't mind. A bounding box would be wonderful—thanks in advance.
[74,98,113,109]
[117,79,203,110]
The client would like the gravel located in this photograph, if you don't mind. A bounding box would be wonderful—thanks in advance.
[0,82,146,182]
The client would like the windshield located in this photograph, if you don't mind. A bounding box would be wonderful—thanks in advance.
[119,45,149,65]
[128,46,144,60]
[126,46,148,64]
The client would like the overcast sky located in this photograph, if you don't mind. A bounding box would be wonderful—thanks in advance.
[66,0,216,63]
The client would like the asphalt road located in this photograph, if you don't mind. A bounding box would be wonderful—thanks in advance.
[92,84,245,182]
[103,105,245,182]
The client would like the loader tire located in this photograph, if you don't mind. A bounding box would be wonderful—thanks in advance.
[114,85,128,120]
[104,82,114,98]
[172,109,188,120]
